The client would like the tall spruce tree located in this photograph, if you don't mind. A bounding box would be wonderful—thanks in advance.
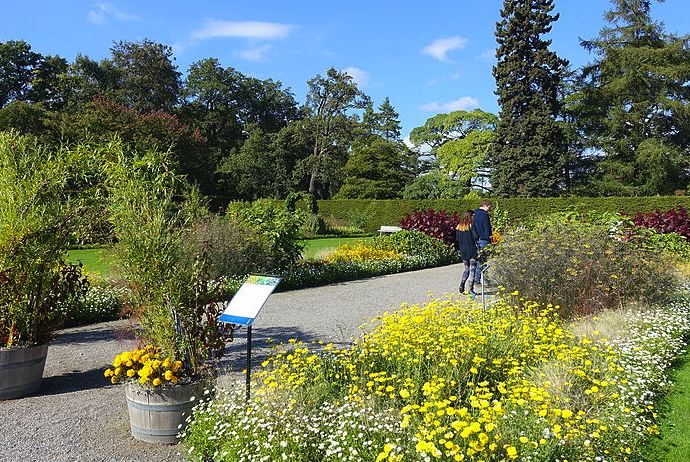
[491,0,569,197]
[574,0,690,195]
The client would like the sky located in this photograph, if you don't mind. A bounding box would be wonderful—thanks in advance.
[3,1,690,140]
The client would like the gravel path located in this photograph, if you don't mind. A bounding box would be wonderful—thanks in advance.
[0,264,467,462]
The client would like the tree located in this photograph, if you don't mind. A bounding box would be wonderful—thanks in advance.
[410,109,498,191]
[0,40,68,109]
[304,67,369,197]
[335,136,416,199]
[491,0,569,197]
[183,58,245,157]
[574,0,690,195]
[110,39,181,113]
[362,97,402,141]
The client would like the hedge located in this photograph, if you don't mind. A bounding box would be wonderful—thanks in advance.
[316,197,690,232]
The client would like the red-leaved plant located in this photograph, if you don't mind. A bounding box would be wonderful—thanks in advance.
[632,206,690,239]
[400,209,460,246]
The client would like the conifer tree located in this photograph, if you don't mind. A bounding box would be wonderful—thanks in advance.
[574,0,690,195]
[491,0,568,197]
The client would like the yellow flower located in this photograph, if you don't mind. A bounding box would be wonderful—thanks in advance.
[152,378,162,387]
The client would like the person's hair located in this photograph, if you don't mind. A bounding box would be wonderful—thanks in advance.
[456,210,474,231]
[480,200,493,208]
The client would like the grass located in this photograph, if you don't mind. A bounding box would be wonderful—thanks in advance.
[67,247,120,279]
[300,236,374,260]
[67,237,376,280]
[645,350,690,462]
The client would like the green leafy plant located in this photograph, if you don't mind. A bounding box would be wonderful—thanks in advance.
[104,147,232,379]
[226,199,305,270]
[0,132,92,348]
[491,221,676,318]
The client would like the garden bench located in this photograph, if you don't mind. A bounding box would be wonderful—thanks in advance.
[377,225,402,235]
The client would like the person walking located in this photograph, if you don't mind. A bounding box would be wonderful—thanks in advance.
[456,210,479,296]
[472,200,493,285]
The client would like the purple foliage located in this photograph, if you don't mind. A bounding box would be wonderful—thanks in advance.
[632,206,690,238]
[400,209,460,246]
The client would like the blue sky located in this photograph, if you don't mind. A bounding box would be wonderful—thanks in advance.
[3,1,689,139]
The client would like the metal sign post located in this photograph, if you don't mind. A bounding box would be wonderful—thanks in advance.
[218,275,281,401]
[245,325,252,401]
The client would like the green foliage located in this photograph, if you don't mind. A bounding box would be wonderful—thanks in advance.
[104,147,229,376]
[304,67,370,197]
[226,199,305,270]
[574,0,690,195]
[181,216,283,279]
[491,222,676,318]
[0,132,93,347]
[109,39,181,113]
[402,172,469,199]
[316,197,690,232]
[492,0,568,197]
[410,109,497,190]
[335,136,415,199]
[372,230,456,261]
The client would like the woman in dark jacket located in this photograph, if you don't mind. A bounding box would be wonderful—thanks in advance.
[456,210,479,296]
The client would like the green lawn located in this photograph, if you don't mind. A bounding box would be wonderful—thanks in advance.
[645,351,690,462]
[67,237,375,279]
[67,247,119,279]
[301,236,374,260]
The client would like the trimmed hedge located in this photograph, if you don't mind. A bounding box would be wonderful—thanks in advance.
[317,197,690,232]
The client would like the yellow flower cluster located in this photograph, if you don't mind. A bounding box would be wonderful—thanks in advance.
[324,243,403,263]
[104,345,184,387]
[258,296,641,461]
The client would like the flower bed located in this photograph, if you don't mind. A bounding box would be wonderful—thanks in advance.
[182,292,690,461]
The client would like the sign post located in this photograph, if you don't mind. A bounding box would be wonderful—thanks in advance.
[218,275,281,401]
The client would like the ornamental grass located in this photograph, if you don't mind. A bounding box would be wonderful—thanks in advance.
[183,293,690,461]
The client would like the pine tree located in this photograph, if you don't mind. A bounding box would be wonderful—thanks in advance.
[491,0,569,197]
[574,0,690,195]
[362,97,402,141]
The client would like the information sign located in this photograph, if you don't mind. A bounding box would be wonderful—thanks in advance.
[218,275,281,326]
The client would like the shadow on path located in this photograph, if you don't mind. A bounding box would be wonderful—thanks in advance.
[51,325,134,346]
[41,368,112,395]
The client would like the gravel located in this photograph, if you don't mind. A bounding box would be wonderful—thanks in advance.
[0,264,465,462]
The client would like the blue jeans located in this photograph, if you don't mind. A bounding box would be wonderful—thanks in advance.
[460,258,477,292]
[475,239,490,282]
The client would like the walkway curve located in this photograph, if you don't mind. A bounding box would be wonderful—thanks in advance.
[0,264,464,462]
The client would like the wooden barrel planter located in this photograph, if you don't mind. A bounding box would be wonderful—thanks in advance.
[0,344,49,400]
[125,380,207,444]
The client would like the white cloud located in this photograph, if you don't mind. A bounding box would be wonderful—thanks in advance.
[403,136,414,148]
[422,36,468,62]
[87,3,138,24]
[192,20,295,40]
[420,97,480,112]
[237,45,272,62]
[342,67,370,87]
[479,48,496,61]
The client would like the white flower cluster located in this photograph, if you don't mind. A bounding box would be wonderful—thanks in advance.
[181,387,412,462]
[602,297,690,447]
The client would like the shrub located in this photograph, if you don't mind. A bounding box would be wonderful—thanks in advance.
[181,216,278,278]
[373,229,456,260]
[399,209,460,246]
[491,222,676,318]
[632,206,690,238]
[226,199,305,270]
[63,283,131,327]
[316,197,690,232]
